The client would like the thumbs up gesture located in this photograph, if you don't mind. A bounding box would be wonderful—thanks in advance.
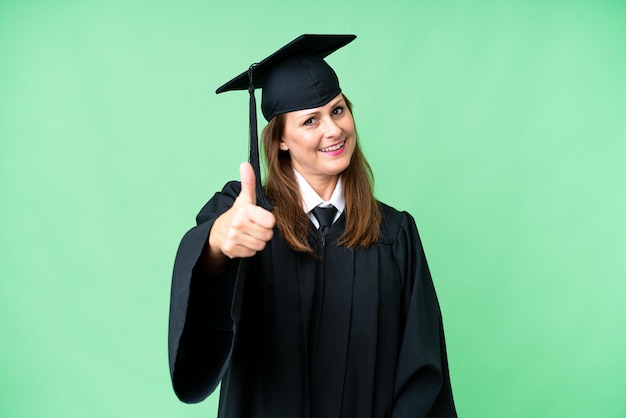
[208,162,276,261]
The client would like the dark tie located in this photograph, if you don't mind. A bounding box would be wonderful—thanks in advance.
[311,205,337,236]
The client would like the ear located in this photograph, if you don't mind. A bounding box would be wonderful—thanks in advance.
[279,140,289,151]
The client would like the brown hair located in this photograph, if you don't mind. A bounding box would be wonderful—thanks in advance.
[262,96,381,254]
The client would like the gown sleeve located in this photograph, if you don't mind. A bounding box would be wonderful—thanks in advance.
[168,181,244,403]
[390,212,457,418]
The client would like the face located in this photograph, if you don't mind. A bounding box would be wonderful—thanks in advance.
[280,94,356,186]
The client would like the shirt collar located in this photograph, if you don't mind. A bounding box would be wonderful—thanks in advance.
[294,169,345,215]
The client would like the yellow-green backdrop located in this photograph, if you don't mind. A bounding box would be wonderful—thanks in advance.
[1,0,625,417]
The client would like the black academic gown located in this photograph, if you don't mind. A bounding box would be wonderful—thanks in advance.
[168,181,457,418]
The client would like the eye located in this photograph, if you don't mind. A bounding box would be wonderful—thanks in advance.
[332,106,344,116]
[303,117,315,126]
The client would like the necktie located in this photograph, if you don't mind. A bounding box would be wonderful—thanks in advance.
[311,205,337,236]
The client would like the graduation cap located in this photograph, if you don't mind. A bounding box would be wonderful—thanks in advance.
[215,34,357,208]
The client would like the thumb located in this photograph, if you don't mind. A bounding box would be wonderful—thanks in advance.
[239,162,256,205]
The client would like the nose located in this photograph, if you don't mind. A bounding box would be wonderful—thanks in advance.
[322,116,341,139]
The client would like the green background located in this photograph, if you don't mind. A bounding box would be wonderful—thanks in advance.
[1,0,625,417]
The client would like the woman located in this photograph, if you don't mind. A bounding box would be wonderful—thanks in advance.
[168,34,457,417]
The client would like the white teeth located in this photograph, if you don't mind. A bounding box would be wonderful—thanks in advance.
[320,141,345,152]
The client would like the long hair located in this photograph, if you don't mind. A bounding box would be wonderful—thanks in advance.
[262,96,381,254]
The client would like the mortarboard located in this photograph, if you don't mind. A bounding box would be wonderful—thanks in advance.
[215,34,356,208]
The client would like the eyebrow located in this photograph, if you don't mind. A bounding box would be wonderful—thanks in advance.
[296,110,320,120]
[296,99,346,120]
[330,98,345,108]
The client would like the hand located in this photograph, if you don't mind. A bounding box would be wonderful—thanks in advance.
[208,162,276,260]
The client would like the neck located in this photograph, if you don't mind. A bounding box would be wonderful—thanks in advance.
[306,175,339,201]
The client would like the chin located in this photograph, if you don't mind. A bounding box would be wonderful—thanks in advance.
[331,160,352,175]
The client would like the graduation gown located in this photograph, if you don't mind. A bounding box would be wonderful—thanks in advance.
[168,181,457,418]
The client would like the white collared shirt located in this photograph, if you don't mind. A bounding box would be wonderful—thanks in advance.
[293,169,345,228]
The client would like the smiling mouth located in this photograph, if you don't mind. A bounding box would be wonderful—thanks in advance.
[319,141,345,152]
